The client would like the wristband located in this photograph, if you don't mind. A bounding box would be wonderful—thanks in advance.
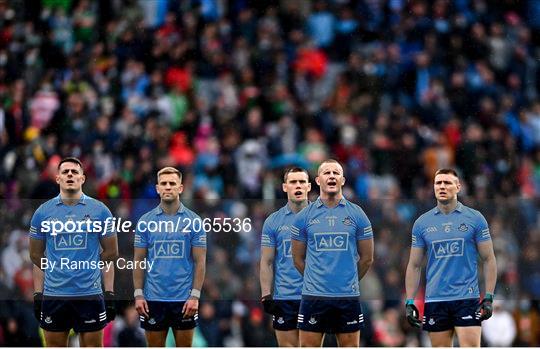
[485,293,494,301]
[190,288,201,299]
[405,299,414,305]
[134,289,144,298]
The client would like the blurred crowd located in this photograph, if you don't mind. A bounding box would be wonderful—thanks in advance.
[1,0,540,346]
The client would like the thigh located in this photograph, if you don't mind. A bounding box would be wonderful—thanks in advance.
[79,330,103,347]
[336,331,360,347]
[72,295,107,333]
[141,301,169,331]
[299,330,324,347]
[273,300,301,331]
[275,329,299,347]
[455,326,481,347]
[145,329,168,347]
[44,330,70,347]
[173,328,194,347]
[423,301,453,332]
[429,330,455,347]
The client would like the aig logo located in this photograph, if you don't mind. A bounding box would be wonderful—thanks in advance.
[54,232,87,250]
[283,239,292,257]
[432,238,464,258]
[314,232,349,251]
[154,240,185,258]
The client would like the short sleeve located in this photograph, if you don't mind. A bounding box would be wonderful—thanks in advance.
[99,204,116,238]
[354,206,373,240]
[134,216,149,248]
[29,205,45,240]
[291,207,308,243]
[411,219,425,248]
[190,214,207,248]
[474,212,491,243]
[261,215,276,247]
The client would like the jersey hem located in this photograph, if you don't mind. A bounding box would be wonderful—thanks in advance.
[425,295,479,303]
[43,291,103,297]
[301,292,360,298]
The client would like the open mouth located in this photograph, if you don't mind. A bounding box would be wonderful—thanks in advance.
[294,190,302,196]
[327,181,337,187]
[66,180,74,184]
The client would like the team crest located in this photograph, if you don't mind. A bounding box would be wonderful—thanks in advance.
[148,318,156,325]
[277,317,285,324]
[428,318,435,325]
[459,223,468,232]
[82,214,91,221]
[343,217,353,226]
[44,317,52,324]
[308,317,317,325]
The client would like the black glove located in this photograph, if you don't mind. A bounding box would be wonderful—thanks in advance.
[261,294,279,315]
[476,294,494,321]
[33,292,43,321]
[405,301,422,328]
[104,291,116,322]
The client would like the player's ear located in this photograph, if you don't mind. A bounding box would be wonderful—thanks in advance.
[315,176,321,186]
[155,184,160,195]
[178,183,184,194]
[307,182,312,192]
[282,182,287,193]
[456,179,461,193]
[341,176,346,186]
[81,174,86,184]
[55,174,60,185]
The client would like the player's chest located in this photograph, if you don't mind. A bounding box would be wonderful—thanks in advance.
[422,218,475,256]
[45,206,96,223]
[305,211,357,250]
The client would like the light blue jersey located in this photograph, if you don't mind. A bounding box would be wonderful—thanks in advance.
[134,204,207,301]
[29,194,115,297]
[291,197,373,298]
[411,202,491,302]
[261,204,303,300]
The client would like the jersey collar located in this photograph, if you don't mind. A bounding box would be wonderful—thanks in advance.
[315,196,347,208]
[434,201,463,214]
[55,193,87,205]
[156,203,185,215]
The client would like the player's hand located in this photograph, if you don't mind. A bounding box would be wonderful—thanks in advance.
[104,291,116,322]
[476,295,494,321]
[261,294,279,315]
[33,292,43,321]
[405,301,422,328]
[182,297,199,318]
[135,296,150,318]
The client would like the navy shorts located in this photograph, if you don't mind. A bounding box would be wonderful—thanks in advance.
[298,297,364,334]
[272,300,301,331]
[40,294,107,333]
[423,299,481,332]
[140,301,197,331]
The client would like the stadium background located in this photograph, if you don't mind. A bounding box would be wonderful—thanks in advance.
[0,0,539,346]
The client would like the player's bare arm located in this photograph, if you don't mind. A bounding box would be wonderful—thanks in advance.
[182,246,206,318]
[405,247,425,299]
[260,246,275,297]
[133,246,149,318]
[478,240,497,295]
[357,238,374,279]
[29,238,46,268]
[99,235,118,262]
[291,239,306,275]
